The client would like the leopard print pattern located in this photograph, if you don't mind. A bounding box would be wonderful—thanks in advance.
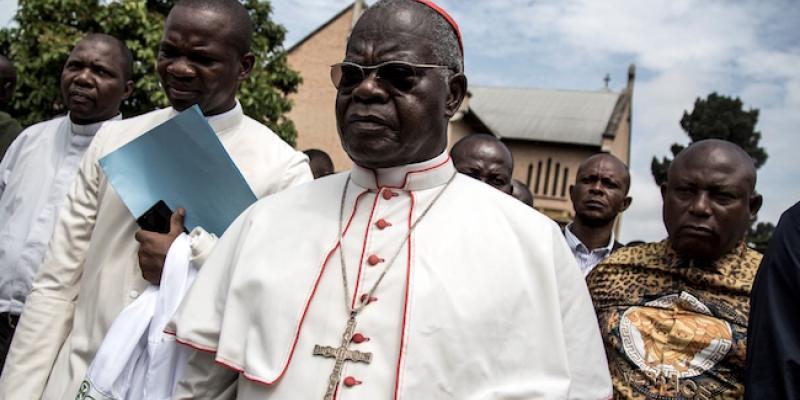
[587,240,762,399]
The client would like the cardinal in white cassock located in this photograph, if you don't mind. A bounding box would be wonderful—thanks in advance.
[168,0,613,399]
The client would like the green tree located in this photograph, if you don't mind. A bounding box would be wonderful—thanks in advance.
[651,92,773,251]
[747,221,774,254]
[650,92,767,186]
[0,0,301,145]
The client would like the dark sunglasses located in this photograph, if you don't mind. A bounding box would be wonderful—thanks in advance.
[330,61,450,92]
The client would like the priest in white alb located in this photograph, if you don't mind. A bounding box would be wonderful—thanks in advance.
[167,1,613,399]
[0,33,133,374]
[0,1,312,399]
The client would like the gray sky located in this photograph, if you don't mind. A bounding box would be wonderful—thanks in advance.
[2,0,798,242]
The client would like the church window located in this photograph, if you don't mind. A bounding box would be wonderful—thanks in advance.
[543,158,552,194]
[535,161,543,194]
[561,167,570,197]
[526,164,533,187]
[552,162,561,197]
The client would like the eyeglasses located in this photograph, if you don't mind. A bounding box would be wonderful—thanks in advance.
[330,61,450,92]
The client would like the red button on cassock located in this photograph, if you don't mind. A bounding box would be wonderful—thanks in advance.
[367,255,383,266]
[351,333,370,343]
[375,219,391,230]
[382,190,398,200]
[344,376,362,387]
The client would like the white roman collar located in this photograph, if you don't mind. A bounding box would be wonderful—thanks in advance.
[69,113,122,136]
[168,101,243,134]
[350,151,455,191]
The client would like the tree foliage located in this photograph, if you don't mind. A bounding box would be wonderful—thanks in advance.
[747,221,774,254]
[650,92,767,186]
[650,92,773,251]
[0,0,301,145]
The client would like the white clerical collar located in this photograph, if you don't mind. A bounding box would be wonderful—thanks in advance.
[169,101,243,134]
[564,222,616,254]
[68,113,122,136]
[350,151,455,191]
[206,101,241,124]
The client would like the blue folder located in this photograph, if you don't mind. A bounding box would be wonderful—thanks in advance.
[100,105,257,236]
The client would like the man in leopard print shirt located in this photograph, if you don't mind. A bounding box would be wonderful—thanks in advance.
[587,139,763,399]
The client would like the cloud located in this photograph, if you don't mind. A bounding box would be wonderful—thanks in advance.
[621,169,666,242]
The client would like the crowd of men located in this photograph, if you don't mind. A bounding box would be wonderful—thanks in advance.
[0,0,796,398]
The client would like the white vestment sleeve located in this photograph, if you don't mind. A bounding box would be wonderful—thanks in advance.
[166,204,255,375]
[0,130,105,399]
[172,350,237,400]
[188,227,218,267]
[275,150,313,192]
[550,224,613,400]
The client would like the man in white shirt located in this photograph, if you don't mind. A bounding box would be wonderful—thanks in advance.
[566,153,632,276]
[167,1,612,398]
[0,1,311,398]
[0,33,134,373]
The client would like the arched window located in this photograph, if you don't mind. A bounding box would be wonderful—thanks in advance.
[552,162,561,197]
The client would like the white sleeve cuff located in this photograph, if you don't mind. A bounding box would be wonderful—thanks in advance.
[188,227,219,268]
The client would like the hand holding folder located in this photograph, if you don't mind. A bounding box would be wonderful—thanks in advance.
[100,105,257,237]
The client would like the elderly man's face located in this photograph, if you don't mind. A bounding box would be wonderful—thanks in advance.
[662,148,760,261]
[157,6,253,116]
[335,8,464,169]
[60,39,132,124]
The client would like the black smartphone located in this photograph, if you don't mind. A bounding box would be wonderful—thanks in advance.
[136,200,173,233]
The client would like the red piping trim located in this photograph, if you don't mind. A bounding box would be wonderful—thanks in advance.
[393,191,415,399]
[351,192,380,308]
[174,188,371,388]
[260,189,370,386]
[344,190,370,235]
[176,336,279,386]
[370,155,451,190]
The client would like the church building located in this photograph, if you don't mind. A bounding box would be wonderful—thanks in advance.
[287,1,634,225]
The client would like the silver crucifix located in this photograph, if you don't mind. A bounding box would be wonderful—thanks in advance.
[313,314,373,400]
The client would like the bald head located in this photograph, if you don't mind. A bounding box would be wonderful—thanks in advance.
[304,148,334,179]
[451,134,514,194]
[577,153,631,195]
[512,179,534,207]
[663,139,762,261]
[173,0,253,56]
[0,55,17,108]
[669,139,757,191]
[359,0,463,72]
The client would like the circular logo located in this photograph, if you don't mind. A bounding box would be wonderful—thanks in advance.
[619,292,732,378]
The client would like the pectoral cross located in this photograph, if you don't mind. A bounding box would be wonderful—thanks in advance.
[313,313,373,400]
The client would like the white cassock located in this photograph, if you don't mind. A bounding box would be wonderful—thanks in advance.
[0,114,119,317]
[167,152,613,400]
[0,103,312,400]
